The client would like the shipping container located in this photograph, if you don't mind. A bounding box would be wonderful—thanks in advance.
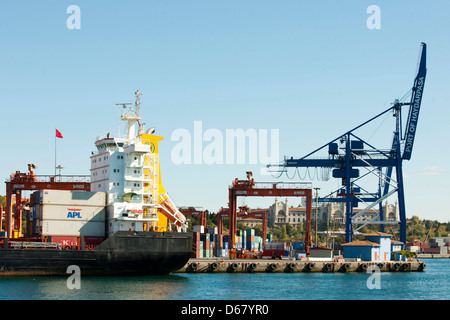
[34,204,105,222]
[39,219,105,237]
[292,242,305,250]
[192,232,200,242]
[83,236,105,247]
[193,225,204,233]
[406,246,420,252]
[48,235,79,249]
[207,227,218,234]
[421,247,440,254]
[264,241,289,251]
[39,190,106,206]
[246,229,255,236]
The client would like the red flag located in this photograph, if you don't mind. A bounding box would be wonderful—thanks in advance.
[56,129,63,139]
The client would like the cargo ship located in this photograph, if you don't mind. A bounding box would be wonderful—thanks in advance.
[1,91,192,276]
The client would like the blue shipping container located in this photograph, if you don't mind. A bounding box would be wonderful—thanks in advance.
[293,242,305,250]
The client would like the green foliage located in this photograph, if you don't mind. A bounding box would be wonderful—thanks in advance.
[399,250,417,258]
[406,216,450,242]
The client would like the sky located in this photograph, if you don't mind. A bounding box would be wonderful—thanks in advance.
[0,1,449,223]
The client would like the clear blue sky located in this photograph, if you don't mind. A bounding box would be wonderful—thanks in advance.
[0,1,449,222]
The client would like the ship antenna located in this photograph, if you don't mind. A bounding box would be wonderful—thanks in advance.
[116,91,142,140]
[135,90,142,118]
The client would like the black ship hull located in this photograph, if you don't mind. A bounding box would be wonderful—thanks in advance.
[0,231,193,276]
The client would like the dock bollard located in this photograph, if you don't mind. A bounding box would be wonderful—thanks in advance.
[418,262,426,271]
[390,262,400,271]
[358,263,368,272]
[207,262,219,272]
[303,262,315,272]
[400,263,410,271]
[247,262,257,272]
[285,262,296,272]
[322,263,333,272]
[227,262,239,272]
[266,263,277,272]
[187,262,198,273]
[339,263,351,272]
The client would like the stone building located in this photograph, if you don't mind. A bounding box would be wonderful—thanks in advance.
[265,198,398,228]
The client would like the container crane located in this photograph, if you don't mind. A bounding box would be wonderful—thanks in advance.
[179,207,207,227]
[217,205,268,246]
[268,43,427,244]
[219,172,313,255]
[4,165,91,238]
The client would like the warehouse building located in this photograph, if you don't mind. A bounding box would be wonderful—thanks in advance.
[342,232,403,261]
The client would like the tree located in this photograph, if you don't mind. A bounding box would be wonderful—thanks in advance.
[279,225,287,240]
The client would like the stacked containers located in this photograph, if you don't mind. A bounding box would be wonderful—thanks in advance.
[32,190,107,249]
[243,229,264,251]
[209,226,230,258]
[191,227,272,258]
[222,235,230,257]
[191,232,202,258]
[34,190,106,237]
[246,229,254,250]
[191,226,232,258]
[235,230,242,249]
[200,232,210,258]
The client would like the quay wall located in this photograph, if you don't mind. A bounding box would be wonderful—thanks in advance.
[176,258,426,273]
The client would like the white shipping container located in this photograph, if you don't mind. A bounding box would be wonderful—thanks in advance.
[35,204,105,222]
[40,219,105,237]
[40,190,106,207]
[406,246,420,252]
[208,227,218,234]
[193,225,204,233]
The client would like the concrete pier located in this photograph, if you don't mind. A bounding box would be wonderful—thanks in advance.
[176,258,426,273]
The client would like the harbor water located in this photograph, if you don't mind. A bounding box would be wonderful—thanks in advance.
[0,259,448,300]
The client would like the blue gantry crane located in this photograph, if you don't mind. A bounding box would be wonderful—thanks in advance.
[269,43,427,244]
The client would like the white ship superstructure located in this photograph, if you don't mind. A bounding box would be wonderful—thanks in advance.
[90,91,187,236]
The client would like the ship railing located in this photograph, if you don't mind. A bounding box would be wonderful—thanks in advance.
[8,241,62,250]
[34,175,91,183]
[230,182,312,189]
[5,175,91,183]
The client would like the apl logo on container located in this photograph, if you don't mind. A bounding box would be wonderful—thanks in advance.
[67,209,82,219]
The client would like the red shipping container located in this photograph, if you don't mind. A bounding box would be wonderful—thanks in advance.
[193,240,201,251]
[84,236,105,247]
[50,236,79,249]
[422,247,440,253]
[192,232,200,242]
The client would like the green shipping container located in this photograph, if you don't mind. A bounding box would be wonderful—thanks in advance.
[246,229,255,236]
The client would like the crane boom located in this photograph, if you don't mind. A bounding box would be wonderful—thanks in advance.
[402,42,427,160]
[268,42,427,244]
